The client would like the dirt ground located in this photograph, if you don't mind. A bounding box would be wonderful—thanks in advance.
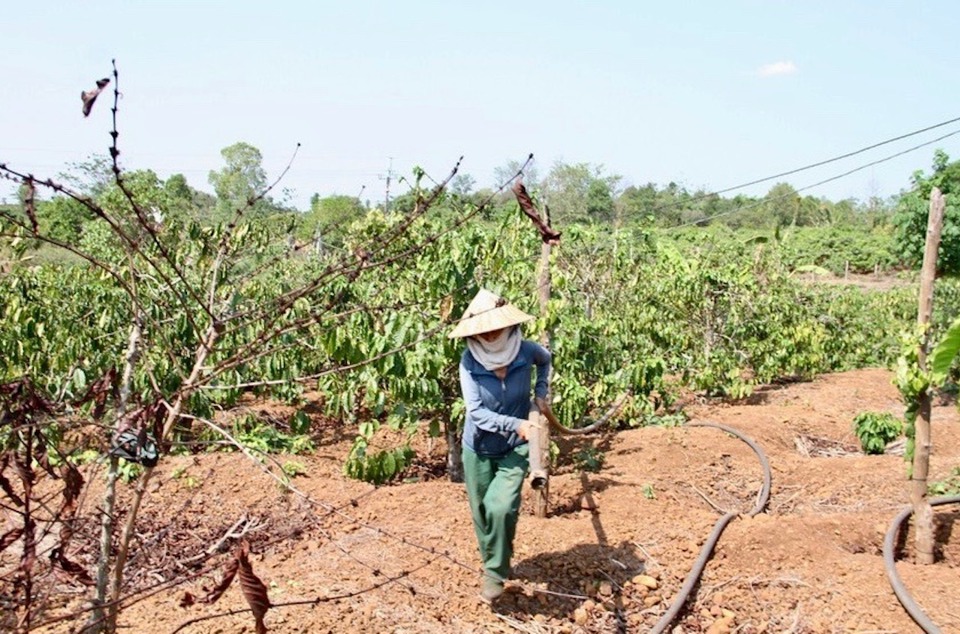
[19,369,960,633]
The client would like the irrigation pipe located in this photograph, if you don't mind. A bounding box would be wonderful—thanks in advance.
[538,392,631,436]
[541,406,776,632]
[649,420,773,634]
[883,495,960,634]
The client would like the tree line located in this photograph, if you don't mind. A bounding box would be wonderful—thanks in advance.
[5,143,959,275]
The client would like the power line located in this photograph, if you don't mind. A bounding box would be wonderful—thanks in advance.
[716,114,960,195]
[646,113,960,213]
[674,126,960,229]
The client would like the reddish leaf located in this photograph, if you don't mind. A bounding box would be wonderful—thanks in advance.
[32,433,57,478]
[51,548,95,586]
[0,466,24,507]
[201,557,239,604]
[0,378,54,418]
[149,401,167,451]
[179,592,196,608]
[13,453,35,488]
[58,464,84,545]
[0,528,22,554]
[74,367,117,420]
[512,180,561,244]
[21,518,36,575]
[61,463,84,508]
[116,405,144,436]
[81,77,110,117]
[237,542,271,634]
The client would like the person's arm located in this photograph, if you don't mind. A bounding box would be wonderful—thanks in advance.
[531,343,552,400]
[459,362,526,433]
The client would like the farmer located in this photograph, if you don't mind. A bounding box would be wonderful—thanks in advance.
[449,288,552,604]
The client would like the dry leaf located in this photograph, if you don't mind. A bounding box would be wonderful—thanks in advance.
[201,557,239,604]
[81,77,110,117]
[439,296,453,323]
[237,542,271,634]
[179,591,196,608]
[0,528,22,554]
[512,180,561,244]
[52,548,95,586]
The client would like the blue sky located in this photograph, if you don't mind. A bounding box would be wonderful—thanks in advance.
[2,1,959,210]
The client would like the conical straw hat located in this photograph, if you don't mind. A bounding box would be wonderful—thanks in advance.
[448,289,534,338]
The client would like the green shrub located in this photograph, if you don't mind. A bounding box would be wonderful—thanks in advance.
[853,411,902,454]
[928,467,960,496]
[573,446,605,472]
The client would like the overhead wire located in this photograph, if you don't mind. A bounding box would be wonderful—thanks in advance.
[648,113,960,214]
[673,126,960,229]
[541,122,960,251]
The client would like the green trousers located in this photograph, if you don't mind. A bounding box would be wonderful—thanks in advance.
[462,443,529,582]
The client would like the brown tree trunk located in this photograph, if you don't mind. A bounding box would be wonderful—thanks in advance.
[446,420,464,483]
[911,187,945,565]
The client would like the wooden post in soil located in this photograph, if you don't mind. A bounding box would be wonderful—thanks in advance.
[534,233,552,517]
[912,186,945,565]
[512,178,560,518]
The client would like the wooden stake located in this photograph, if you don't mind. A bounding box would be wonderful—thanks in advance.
[534,226,553,518]
[912,186,945,565]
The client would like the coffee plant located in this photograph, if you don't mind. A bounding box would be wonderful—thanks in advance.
[853,411,903,455]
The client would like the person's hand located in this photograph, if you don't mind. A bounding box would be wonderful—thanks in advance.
[517,420,540,441]
[517,421,531,440]
[535,397,551,414]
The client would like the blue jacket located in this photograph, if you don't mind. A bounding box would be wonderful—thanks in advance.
[459,340,552,457]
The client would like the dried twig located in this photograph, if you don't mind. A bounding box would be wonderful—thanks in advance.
[632,541,663,572]
[177,515,263,566]
[690,483,729,514]
[494,613,551,633]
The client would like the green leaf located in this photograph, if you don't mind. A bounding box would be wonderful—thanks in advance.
[72,368,87,392]
[289,410,311,435]
[930,316,960,386]
[793,264,831,276]
[382,451,397,477]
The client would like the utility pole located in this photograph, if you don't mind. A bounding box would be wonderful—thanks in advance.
[379,157,395,213]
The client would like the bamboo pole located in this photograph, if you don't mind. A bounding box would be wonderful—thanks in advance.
[911,186,945,565]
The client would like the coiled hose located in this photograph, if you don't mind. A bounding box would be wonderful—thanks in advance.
[883,495,960,634]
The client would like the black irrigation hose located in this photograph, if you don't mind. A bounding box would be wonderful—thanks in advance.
[883,495,960,634]
[650,421,773,634]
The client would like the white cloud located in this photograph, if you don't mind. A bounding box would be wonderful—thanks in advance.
[757,61,798,77]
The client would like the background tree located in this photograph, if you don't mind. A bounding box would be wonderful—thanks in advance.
[541,161,621,224]
[618,183,659,225]
[37,196,97,244]
[208,141,272,220]
[299,193,366,246]
[57,155,114,199]
[494,160,540,190]
[163,173,215,223]
[493,159,540,206]
[764,182,803,228]
[450,173,476,197]
[893,149,960,274]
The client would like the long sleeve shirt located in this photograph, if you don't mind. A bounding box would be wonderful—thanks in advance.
[459,340,552,457]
